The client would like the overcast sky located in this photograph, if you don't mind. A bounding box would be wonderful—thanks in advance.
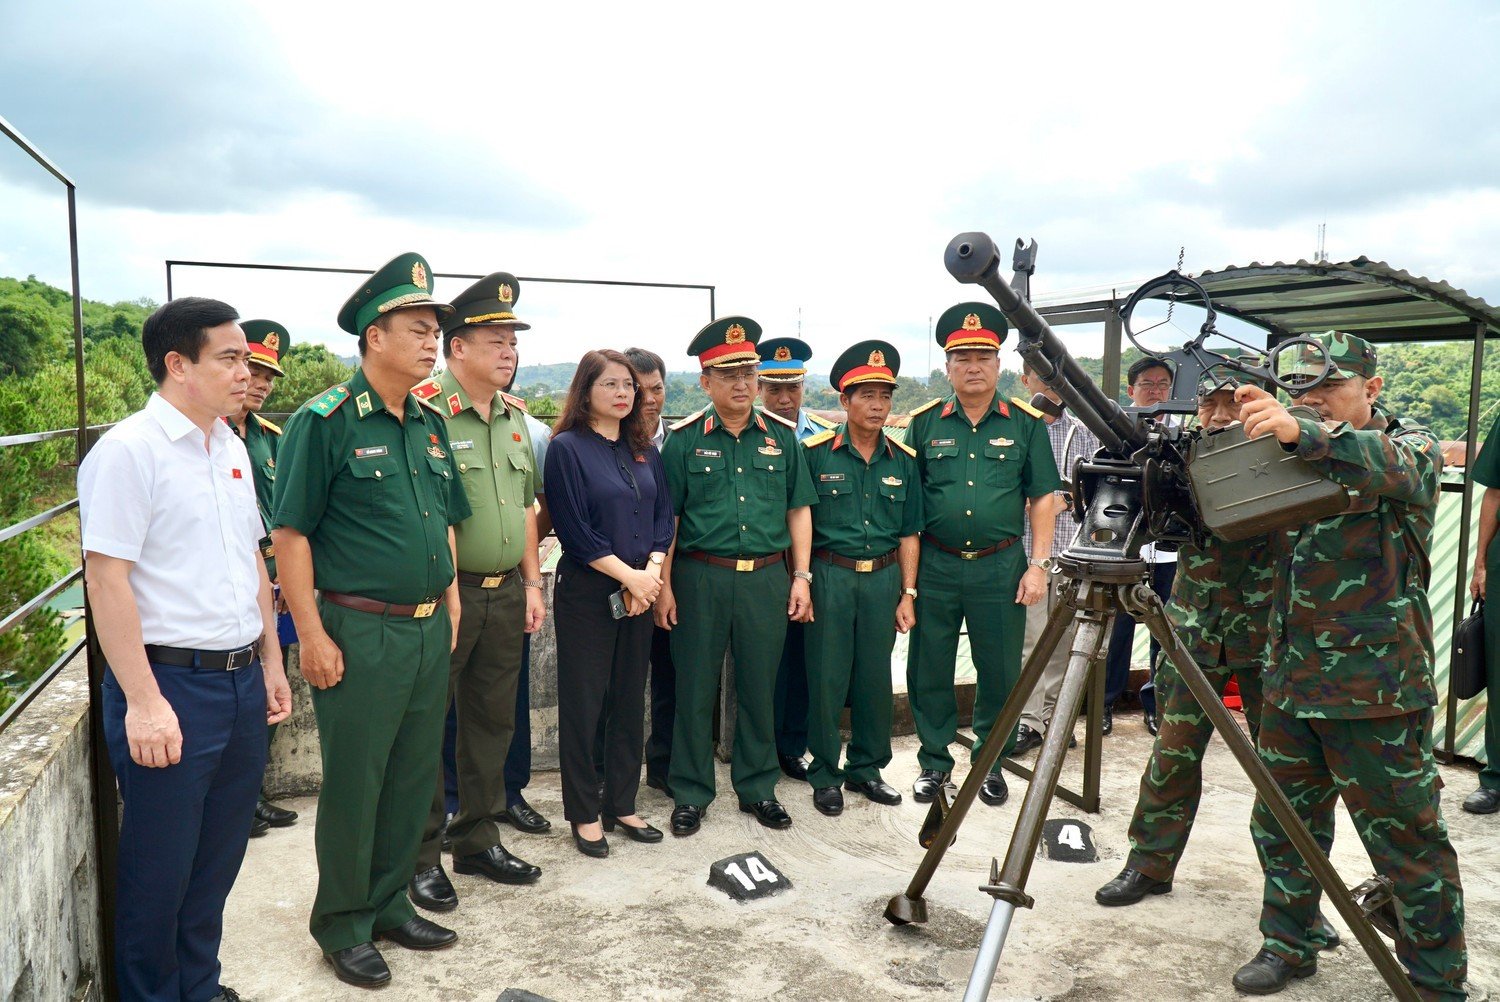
[3,1,1498,375]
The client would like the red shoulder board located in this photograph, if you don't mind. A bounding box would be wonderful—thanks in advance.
[411,378,442,400]
[500,391,529,413]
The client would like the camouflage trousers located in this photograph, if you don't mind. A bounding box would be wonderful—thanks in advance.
[1126,652,1273,881]
[1252,704,1467,1000]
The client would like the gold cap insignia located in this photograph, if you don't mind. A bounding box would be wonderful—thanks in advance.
[499,283,514,304]
[773,346,792,361]
[412,262,428,290]
[725,323,747,344]
[869,349,886,367]
[962,313,982,331]
[264,331,280,351]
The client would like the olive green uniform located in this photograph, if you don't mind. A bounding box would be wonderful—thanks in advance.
[272,367,470,954]
[803,425,922,788]
[663,406,817,807]
[411,370,535,869]
[906,393,1061,773]
[231,412,284,753]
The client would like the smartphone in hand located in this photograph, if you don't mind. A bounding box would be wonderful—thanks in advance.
[608,588,629,620]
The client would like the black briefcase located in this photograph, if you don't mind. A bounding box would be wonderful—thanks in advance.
[1452,598,1487,700]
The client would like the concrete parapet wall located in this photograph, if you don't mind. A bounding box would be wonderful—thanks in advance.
[0,652,103,1002]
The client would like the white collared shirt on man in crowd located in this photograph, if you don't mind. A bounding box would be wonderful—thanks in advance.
[78,392,266,649]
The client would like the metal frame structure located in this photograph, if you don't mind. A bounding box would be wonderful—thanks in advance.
[0,113,116,998]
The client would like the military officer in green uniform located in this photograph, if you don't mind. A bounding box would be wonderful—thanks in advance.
[226,318,299,835]
[405,273,544,913]
[655,316,818,836]
[757,336,835,781]
[906,303,1062,808]
[272,253,472,989]
[1231,332,1467,999]
[1462,402,1500,815]
[801,341,921,816]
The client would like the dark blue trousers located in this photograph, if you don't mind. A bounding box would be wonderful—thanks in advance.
[504,632,533,806]
[1103,560,1178,714]
[103,659,267,1002]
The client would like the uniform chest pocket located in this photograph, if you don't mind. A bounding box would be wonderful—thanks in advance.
[456,457,489,510]
[875,480,907,529]
[982,443,1021,488]
[689,452,727,502]
[751,450,786,500]
[425,455,454,520]
[507,451,532,507]
[923,443,961,483]
[347,456,404,518]
[815,477,856,526]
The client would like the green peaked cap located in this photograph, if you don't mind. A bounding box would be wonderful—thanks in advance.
[443,271,531,334]
[830,339,900,391]
[935,302,1007,351]
[337,252,454,336]
[240,319,289,376]
[687,315,763,368]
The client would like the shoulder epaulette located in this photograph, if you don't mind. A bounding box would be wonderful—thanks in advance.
[307,384,351,417]
[760,407,796,429]
[908,397,943,419]
[889,437,917,458]
[1010,395,1045,420]
[807,412,837,430]
[410,377,449,417]
[255,415,282,435]
[670,407,707,433]
[803,429,835,448]
[501,391,529,413]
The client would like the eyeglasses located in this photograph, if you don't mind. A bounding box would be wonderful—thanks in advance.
[708,368,758,385]
[1134,380,1172,391]
[594,379,636,393]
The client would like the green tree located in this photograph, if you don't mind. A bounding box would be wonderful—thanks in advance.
[263,343,356,414]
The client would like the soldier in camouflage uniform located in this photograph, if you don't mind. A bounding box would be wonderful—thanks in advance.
[1230,332,1466,1000]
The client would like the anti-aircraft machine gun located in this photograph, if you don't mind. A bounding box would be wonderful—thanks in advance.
[882,231,1420,1002]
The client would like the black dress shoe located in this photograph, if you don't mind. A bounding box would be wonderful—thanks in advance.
[501,800,552,834]
[740,799,793,829]
[256,798,298,827]
[209,989,242,1002]
[645,775,672,797]
[249,815,270,838]
[376,915,457,951]
[1313,911,1340,950]
[1102,708,1114,735]
[409,865,458,912]
[978,773,1008,806]
[1145,711,1160,737]
[845,778,902,805]
[453,844,541,885]
[912,769,951,804]
[813,786,844,816]
[778,754,810,781]
[670,803,704,836]
[1463,788,1500,814]
[1013,725,1043,755]
[1232,949,1315,994]
[325,943,391,988]
[571,823,609,858]
[603,816,664,843]
[1068,731,1078,749]
[1094,866,1172,906]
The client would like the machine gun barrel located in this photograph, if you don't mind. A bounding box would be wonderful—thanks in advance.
[944,232,1148,457]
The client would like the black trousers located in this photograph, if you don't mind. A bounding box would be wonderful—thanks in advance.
[556,554,654,823]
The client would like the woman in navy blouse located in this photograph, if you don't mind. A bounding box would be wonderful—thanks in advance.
[544,349,676,856]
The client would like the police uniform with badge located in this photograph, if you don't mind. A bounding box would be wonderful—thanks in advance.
[660,317,818,836]
[757,336,834,781]
[1235,332,1467,999]
[905,303,1062,807]
[272,253,472,988]
[801,341,922,816]
[407,273,543,913]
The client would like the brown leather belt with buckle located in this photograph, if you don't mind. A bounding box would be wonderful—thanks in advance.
[321,591,441,618]
[921,533,1019,561]
[144,640,261,671]
[457,570,514,589]
[813,548,898,573]
[680,550,784,573]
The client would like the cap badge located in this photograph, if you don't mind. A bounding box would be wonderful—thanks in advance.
[499,283,514,304]
[962,313,982,331]
[412,261,429,290]
[725,323,747,344]
[263,331,280,351]
[868,349,886,367]
[773,346,792,361]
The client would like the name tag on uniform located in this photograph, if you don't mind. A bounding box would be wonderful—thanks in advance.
[881,476,903,486]
[695,448,722,458]
[819,473,846,482]
[991,437,1014,447]
[931,438,955,448]
[451,440,474,451]
[354,446,388,458]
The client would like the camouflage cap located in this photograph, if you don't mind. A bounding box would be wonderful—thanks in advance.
[1283,330,1377,381]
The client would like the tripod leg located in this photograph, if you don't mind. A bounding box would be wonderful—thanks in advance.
[885,586,1079,925]
[1134,594,1421,1002]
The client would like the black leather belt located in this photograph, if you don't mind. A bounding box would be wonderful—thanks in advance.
[813,548,898,572]
[457,569,515,589]
[144,640,261,671]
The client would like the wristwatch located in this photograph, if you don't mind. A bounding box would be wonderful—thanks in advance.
[792,570,813,583]
[522,578,545,589]
[649,553,665,566]
[902,587,918,599]
[1028,557,1054,572]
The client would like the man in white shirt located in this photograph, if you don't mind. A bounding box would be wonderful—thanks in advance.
[79,296,292,1002]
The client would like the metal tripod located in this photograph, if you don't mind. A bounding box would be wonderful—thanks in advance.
[883,553,1420,1002]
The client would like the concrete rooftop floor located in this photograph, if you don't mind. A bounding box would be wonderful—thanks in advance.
[221,717,1499,1001]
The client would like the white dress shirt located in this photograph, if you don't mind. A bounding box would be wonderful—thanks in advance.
[79,393,265,649]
